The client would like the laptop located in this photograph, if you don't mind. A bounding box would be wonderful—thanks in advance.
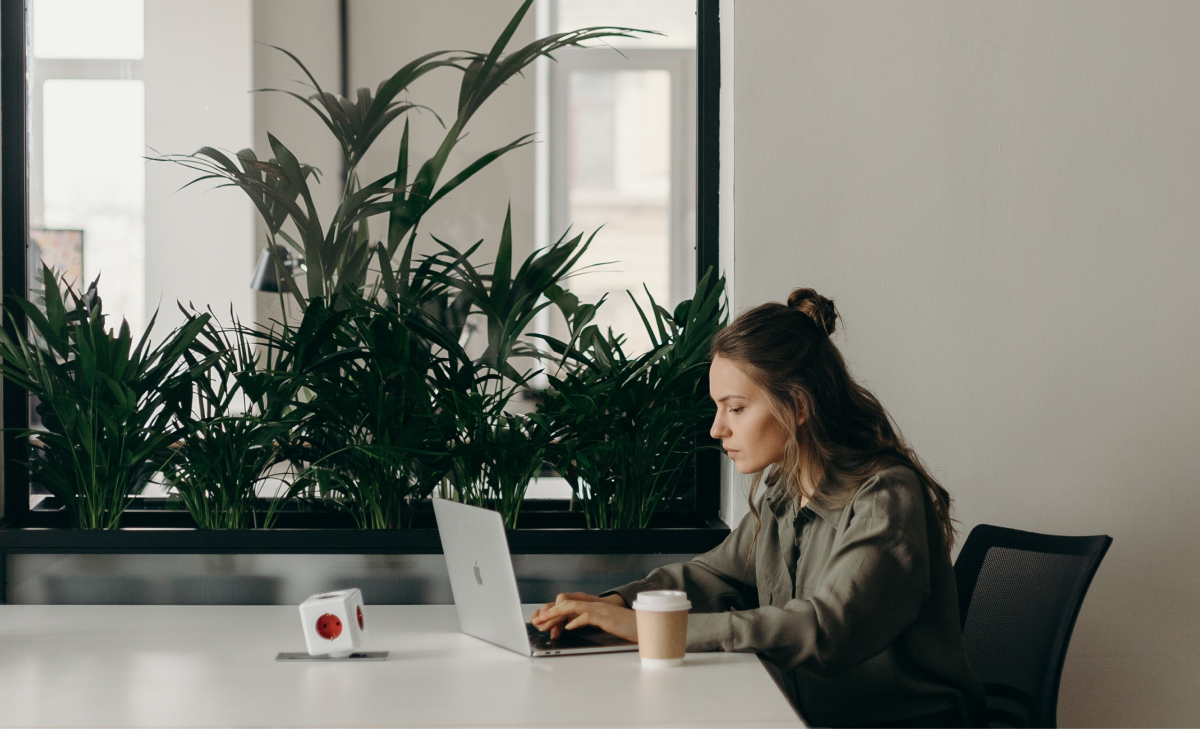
[432,498,638,657]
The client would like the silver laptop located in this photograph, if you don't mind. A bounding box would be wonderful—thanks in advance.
[432,498,638,657]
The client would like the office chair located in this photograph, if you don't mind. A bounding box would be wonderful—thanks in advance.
[954,524,1112,728]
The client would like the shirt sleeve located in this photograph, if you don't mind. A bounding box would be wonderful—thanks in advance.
[603,507,761,614]
[707,470,933,675]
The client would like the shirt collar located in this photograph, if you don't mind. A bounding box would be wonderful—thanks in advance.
[803,500,842,525]
[764,472,845,526]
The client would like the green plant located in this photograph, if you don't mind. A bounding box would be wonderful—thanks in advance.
[0,266,209,529]
[441,389,548,529]
[159,0,641,309]
[433,206,597,381]
[244,201,598,530]
[539,271,728,529]
[279,296,459,529]
[165,314,291,529]
[168,415,288,529]
[133,0,726,532]
[428,207,595,527]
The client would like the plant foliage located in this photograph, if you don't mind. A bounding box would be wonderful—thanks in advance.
[156,0,642,309]
[538,271,727,529]
[165,312,291,529]
[276,296,459,529]
[0,266,209,528]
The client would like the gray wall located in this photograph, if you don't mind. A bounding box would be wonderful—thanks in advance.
[5,552,691,607]
[725,1,1200,726]
[252,0,343,326]
[145,0,254,333]
[349,0,536,267]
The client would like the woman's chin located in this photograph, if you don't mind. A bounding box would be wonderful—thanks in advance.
[733,460,763,475]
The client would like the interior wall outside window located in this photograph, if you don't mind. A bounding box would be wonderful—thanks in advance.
[29,0,255,339]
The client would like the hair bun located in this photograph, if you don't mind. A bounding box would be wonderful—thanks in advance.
[786,288,838,337]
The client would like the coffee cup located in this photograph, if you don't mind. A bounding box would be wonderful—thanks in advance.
[632,590,691,667]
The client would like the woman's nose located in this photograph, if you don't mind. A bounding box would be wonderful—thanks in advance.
[710,412,730,440]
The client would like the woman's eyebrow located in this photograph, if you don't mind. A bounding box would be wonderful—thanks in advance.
[715,395,748,403]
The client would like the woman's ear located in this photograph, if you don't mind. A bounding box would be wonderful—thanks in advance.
[791,394,807,427]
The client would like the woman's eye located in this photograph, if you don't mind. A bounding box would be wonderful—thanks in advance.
[728,407,743,414]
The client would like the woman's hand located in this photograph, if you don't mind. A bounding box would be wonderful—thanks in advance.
[530,592,637,642]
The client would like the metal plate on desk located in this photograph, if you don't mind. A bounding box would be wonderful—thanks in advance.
[275,651,389,662]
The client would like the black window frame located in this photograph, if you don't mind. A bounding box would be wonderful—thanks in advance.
[0,0,722,530]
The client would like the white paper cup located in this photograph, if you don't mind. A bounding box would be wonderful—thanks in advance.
[632,590,691,667]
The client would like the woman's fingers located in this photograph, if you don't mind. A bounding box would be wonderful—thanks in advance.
[531,601,557,625]
[513,593,610,630]
[532,599,638,642]
[564,612,594,631]
[533,592,606,628]
[537,615,568,632]
[532,601,573,638]
[556,591,600,603]
[534,600,581,627]
[559,601,639,642]
[537,600,577,621]
[532,600,564,623]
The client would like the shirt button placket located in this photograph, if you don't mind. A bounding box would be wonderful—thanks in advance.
[790,514,803,600]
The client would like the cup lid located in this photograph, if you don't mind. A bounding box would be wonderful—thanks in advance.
[631,590,691,612]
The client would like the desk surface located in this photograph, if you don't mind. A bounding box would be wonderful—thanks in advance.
[0,605,804,728]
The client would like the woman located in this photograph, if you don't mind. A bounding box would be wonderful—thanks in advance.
[531,288,985,728]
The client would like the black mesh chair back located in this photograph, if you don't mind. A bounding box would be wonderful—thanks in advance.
[954,525,1111,728]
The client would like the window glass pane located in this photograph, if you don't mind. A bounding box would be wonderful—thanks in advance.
[30,1,255,341]
[33,0,145,59]
[42,79,146,333]
[19,2,705,510]
[567,69,672,354]
[557,0,695,49]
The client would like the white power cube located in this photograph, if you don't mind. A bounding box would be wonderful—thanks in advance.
[299,588,368,658]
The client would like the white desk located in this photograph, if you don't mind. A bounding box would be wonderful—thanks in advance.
[0,605,804,728]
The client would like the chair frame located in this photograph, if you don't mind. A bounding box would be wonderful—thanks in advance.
[954,524,1112,728]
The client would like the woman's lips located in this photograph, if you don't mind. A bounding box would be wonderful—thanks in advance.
[725,449,740,459]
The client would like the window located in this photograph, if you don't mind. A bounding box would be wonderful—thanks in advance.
[30,0,147,332]
[1,0,721,526]
[28,0,255,341]
[542,0,697,354]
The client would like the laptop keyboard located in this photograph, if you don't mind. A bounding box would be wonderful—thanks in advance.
[526,622,630,650]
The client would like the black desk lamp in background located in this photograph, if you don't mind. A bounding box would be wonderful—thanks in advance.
[250,246,484,351]
[251,246,306,293]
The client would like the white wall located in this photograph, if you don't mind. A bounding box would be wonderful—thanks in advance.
[726,1,1200,725]
[144,0,254,331]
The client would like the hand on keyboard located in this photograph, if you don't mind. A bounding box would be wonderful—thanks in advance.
[530,592,637,642]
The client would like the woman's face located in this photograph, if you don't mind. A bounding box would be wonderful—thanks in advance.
[709,355,791,474]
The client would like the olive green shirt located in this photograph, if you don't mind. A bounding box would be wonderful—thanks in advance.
[607,465,985,728]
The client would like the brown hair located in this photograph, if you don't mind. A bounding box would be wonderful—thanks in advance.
[711,288,955,559]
